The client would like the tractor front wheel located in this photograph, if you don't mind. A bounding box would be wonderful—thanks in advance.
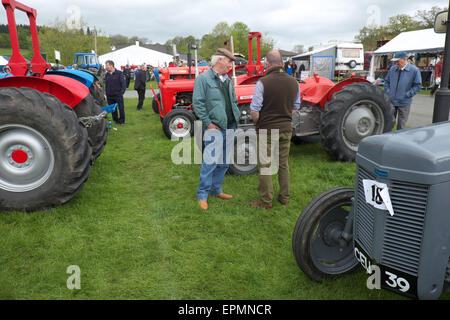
[0,87,92,211]
[162,109,195,139]
[292,187,360,282]
[320,82,394,162]
[152,93,161,114]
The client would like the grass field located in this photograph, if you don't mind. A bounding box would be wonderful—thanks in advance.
[0,48,32,60]
[0,98,448,300]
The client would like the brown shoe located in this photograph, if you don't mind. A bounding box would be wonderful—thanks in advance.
[276,196,289,205]
[198,200,208,210]
[214,193,233,200]
[249,201,272,210]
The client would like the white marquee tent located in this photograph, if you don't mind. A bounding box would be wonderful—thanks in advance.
[0,55,9,65]
[98,44,173,68]
[369,28,446,79]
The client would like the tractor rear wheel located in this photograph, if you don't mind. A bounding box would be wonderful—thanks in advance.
[0,87,92,211]
[162,109,196,140]
[292,187,360,282]
[320,82,394,162]
[89,81,107,107]
[74,94,108,159]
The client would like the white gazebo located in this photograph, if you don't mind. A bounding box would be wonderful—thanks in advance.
[98,43,173,68]
[369,28,446,81]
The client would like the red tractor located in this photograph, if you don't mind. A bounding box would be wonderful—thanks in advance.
[154,32,394,175]
[0,0,109,211]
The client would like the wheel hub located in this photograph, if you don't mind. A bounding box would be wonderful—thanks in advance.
[8,146,32,168]
[343,105,376,144]
[169,117,191,138]
[322,221,345,247]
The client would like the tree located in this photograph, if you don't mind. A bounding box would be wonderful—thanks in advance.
[292,44,305,54]
[415,6,447,28]
[386,14,421,35]
[197,22,274,60]
[355,7,448,51]
[230,22,250,55]
[165,35,200,56]
[38,18,110,65]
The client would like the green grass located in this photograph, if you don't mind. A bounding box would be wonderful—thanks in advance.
[0,47,32,60]
[0,98,448,300]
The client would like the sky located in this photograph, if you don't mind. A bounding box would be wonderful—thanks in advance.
[1,0,448,51]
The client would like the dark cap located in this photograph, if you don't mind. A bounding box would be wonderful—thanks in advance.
[391,51,408,61]
[213,48,236,61]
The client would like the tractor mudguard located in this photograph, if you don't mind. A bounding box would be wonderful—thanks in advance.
[0,75,89,108]
[319,77,371,107]
[46,69,94,88]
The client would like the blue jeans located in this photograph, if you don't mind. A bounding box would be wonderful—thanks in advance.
[197,124,236,200]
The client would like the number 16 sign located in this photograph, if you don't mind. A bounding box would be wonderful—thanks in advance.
[362,179,395,216]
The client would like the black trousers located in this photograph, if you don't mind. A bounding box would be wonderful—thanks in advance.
[136,88,146,110]
[430,84,439,95]
[107,95,125,124]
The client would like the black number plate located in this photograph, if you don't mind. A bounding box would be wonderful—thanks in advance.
[354,241,418,298]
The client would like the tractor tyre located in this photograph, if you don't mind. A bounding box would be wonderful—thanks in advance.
[152,93,161,114]
[0,87,92,211]
[320,82,394,162]
[74,94,108,160]
[162,109,195,140]
[89,82,107,107]
[292,187,360,282]
[228,128,258,175]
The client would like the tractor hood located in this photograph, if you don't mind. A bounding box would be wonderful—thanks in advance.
[46,69,94,88]
[356,122,450,184]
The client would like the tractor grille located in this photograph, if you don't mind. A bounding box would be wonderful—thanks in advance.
[355,166,428,276]
[381,180,428,276]
[355,167,376,255]
[446,258,450,284]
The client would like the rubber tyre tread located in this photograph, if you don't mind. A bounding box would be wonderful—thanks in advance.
[162,109,195,140]
[0,87,92,211]
[74,93,108,159]
[320,82,395,162]
[292,187,360,282]
[152,93,161,114]
[89,82,107,107]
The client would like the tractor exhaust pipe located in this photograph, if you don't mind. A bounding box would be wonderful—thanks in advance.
[230,35,237,86]
[187,43,192,79]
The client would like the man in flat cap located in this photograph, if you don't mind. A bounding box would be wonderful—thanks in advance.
[193,48,241,210]
[384,51,422,130]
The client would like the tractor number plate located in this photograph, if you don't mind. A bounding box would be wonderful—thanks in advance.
[354,241,418,298]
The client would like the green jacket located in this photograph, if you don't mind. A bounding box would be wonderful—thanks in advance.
[193,68,240,130]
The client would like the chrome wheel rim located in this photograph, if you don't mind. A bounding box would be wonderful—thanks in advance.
[169,116,191,138]
[341,100,384,151]
[0,124,55,192]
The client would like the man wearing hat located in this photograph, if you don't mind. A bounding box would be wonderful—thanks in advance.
[384,51,422,130]
[193,48,241,210]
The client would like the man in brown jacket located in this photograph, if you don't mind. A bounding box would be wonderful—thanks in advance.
[249,50,300,209]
